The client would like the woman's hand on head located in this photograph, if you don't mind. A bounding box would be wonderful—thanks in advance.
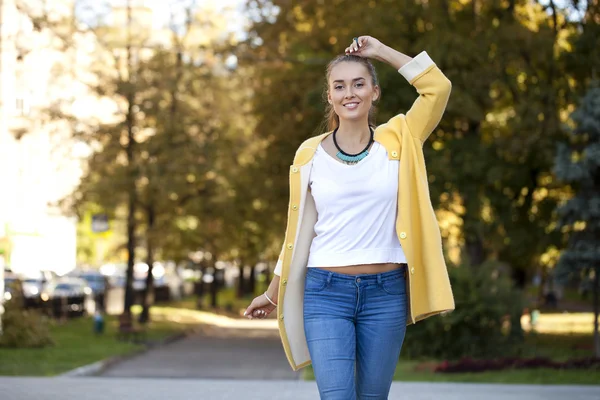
[345,36,384,59]
[244,293,277,319]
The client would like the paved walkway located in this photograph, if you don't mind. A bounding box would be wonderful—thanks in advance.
[1,377,599,399]
[100,325,299,380]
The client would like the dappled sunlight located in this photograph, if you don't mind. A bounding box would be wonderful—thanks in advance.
[141,305,279,330]
[521,312,595,334]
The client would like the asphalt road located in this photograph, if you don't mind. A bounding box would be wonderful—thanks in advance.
[1,377,599,400]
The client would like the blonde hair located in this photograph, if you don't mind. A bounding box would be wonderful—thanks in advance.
[323,54,380,131]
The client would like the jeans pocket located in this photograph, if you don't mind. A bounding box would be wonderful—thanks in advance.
[305,274,328,293]
[380,277,405,295]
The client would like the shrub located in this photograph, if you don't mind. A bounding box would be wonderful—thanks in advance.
[402,261,524,360]
[0,281,53,348]
[435,356,600,373]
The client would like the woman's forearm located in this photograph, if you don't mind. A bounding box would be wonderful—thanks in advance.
[375,45,413,70]
[266,274,281,302]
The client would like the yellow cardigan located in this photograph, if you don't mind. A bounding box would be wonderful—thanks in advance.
[274,52,455,371]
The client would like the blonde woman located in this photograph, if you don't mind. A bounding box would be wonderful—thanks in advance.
[245,35,455,399]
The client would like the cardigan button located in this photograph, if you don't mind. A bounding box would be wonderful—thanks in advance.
[410,267,415,275]
[399,232,407,239]
[279,315,285,321]
[291,166,298,173]
[282,279,287,286]
[292,204,298,211]
[391,151,398,158]
[287,243,293,250]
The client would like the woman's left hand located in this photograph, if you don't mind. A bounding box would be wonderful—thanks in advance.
[344,35,384,59]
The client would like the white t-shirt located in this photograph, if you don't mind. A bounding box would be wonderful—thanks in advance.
[307,141,407,268]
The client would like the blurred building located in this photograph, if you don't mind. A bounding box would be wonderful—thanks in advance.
[0,0,96,277]
[0,0,237,279]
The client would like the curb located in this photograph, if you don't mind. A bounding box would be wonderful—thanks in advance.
[60,331,188,377]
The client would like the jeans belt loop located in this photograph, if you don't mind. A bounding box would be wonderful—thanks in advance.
[326,271,333,285]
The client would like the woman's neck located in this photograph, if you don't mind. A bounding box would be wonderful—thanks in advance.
[336,120,371,146]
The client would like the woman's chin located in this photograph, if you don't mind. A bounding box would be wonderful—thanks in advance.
[339,111,368,122]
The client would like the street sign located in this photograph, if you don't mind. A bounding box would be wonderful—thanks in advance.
[91,214,109,233]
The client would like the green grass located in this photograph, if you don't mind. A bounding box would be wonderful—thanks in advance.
[303,362,600,385]
[0,314,185,376]
[303,333,600,385]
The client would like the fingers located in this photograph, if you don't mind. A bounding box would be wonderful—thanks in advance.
[244,300,269,319]
[358,36,366,48]
[244,307,269,319]
[345,36,365,55]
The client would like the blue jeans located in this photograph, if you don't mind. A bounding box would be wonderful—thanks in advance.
[303,267,408,400]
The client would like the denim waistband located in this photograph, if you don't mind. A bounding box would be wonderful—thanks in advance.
[306,264,406,285]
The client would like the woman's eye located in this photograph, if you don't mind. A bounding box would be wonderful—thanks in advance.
[355,83,364,88]
[335,85,343,90]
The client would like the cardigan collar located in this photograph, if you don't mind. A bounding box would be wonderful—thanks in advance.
[293,129,401,166]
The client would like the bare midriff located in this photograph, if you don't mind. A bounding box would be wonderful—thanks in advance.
[315,262,405,276]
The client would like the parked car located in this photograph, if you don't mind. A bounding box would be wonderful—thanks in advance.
[73,271,108,311]
[20,278,44,308]
[3,274,21,303]
[41,277,94,317]
[3,273,43,308]
[73,271,107,293]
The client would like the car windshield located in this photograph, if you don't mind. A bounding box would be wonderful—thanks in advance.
[81,274,103,282]
[54,283,76,291]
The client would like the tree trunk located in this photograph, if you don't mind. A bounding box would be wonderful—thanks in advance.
[210,262,218,308]
[461,187,486,267]
[123,187,136,313]
[123,0,137,314]
[236,262,245,298]
[139,204,155,324]
[248,265,256,296]
[512,268,527,289]
[594,265,599,358]
[195,264,205,310]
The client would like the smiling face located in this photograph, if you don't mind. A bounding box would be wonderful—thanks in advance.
[327,61,380,125]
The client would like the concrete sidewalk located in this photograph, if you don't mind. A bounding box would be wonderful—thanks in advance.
[1,377,599,400]
[99,325,299,380]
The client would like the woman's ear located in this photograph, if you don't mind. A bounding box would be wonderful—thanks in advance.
[327,91,332,104]
[372,85,380,102]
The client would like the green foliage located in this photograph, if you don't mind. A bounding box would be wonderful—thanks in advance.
[554,84,600,289]
[0,282,53,348]
[24,1,600,286]
[403,262,524,360]
[240,0,581,283]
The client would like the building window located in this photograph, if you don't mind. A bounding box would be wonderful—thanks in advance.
[16,96,30,117]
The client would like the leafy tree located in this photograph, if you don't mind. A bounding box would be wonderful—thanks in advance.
[554,84,600,357]
[240,0,572,287]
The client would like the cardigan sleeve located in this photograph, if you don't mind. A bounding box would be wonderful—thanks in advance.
[395,51,452,143]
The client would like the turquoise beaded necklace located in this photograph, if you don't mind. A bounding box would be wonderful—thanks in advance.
[333,127,374,165]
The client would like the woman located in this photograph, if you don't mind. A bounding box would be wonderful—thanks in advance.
[245,35,455,399]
